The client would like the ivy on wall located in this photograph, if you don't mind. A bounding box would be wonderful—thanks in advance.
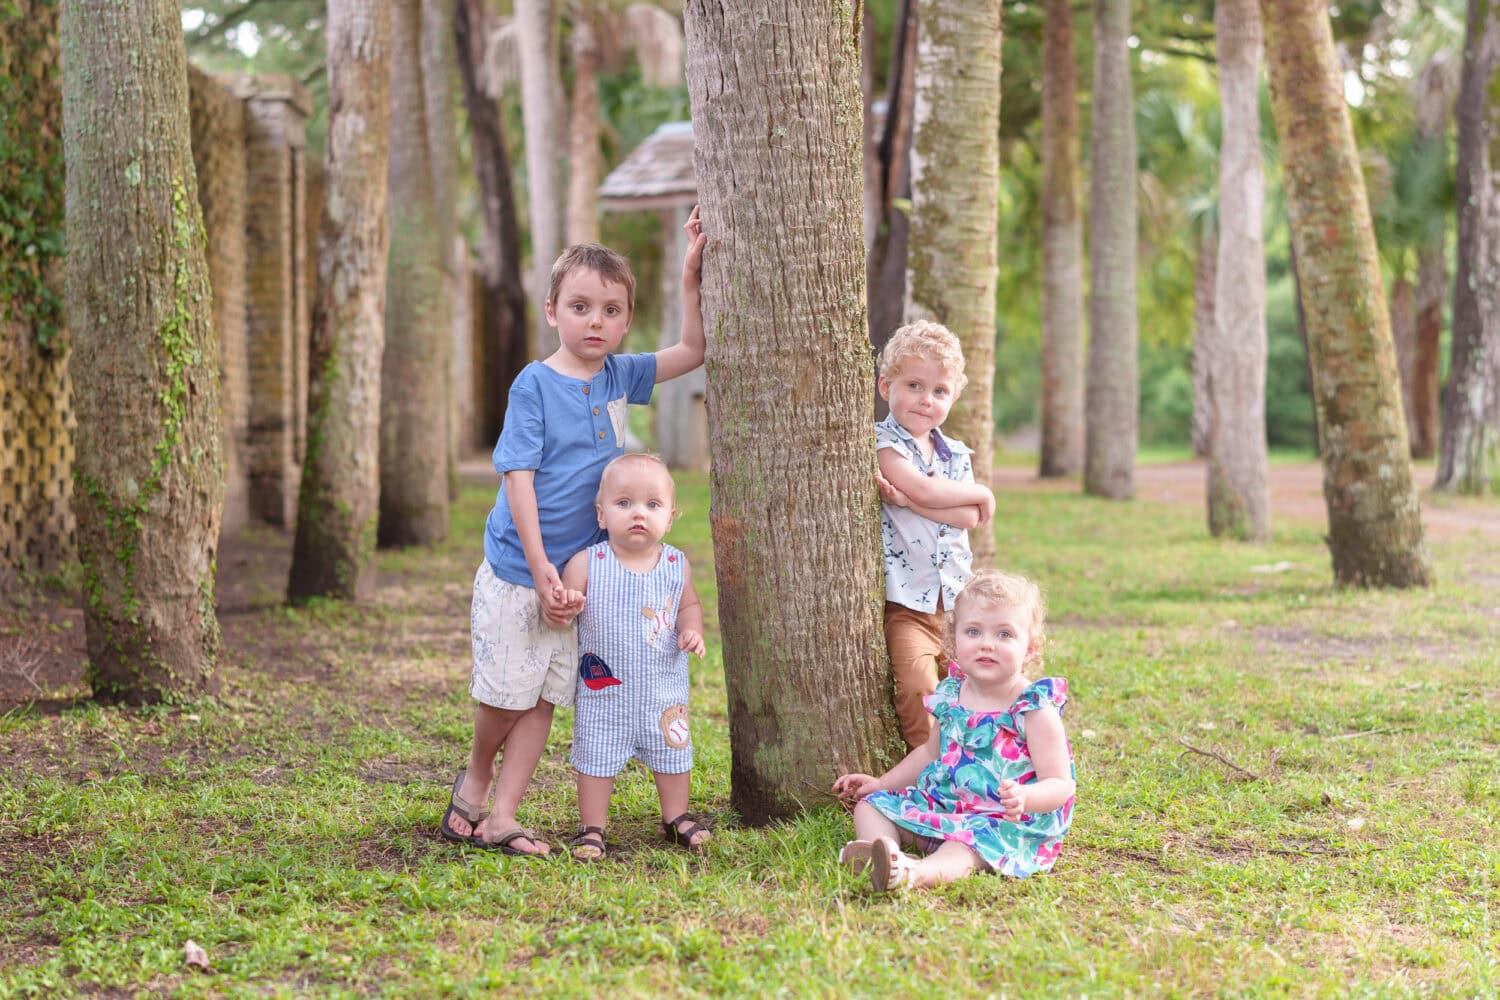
[0,0,66,354]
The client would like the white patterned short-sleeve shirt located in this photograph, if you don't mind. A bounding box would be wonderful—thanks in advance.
[876,414,975,613]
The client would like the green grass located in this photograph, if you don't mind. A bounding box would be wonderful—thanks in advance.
[2,471,1496,997]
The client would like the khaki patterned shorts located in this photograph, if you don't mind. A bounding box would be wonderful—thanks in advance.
[469,561,577,710]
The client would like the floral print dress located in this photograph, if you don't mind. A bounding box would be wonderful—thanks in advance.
[863,667,1075,877]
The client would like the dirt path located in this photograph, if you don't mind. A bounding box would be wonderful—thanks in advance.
[994,460,1499,541]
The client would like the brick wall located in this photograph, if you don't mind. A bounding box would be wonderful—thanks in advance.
[187,64,250,538]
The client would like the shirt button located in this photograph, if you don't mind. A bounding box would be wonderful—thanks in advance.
[582,387,590,395]
[593,407,599,415]
[598,430,605,439]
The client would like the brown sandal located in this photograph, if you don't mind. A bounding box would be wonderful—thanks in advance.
[662,812,711,851]
[569,825,607,861]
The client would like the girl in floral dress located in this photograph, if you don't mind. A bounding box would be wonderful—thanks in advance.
[833,570,1075,891]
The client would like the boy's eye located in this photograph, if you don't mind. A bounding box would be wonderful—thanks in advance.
[647,500,662,510]
[615,499,630,508]
[606,306,621,316]
[934,387,949,397]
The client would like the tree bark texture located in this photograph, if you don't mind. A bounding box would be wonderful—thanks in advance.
[1207,0,1270,541]
[60,0,224,702]
[288,0,393,602]
[1261,0,1431,586]
[517,0,564,356]
[1,0,75,574]
[684,0,900,823]
[565,8,602,245]
[1039,0,1084,478]
[1390,271,1417,442]
[455,0,528,449]
[1408,54,1455,460]
[1084,0,1138,499]
[419,0,460,495]
[1410,241,1444,459]
[1190,223,1216,458]
[1437,0,1500,494]
[908,0,1000,568]
[380,0,450,546]
[866,0,916,394]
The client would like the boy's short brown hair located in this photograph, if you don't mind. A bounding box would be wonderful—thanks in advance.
[547,243,637,318]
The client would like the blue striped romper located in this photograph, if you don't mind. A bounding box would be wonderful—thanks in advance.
[571,541,693,777]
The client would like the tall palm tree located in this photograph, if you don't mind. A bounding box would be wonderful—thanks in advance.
[289,0,393,602]
[61,0,225,701]
[1436,0,1499,494]
[1260,0,1431,586]
[1039,0,1084,477]
[1207,0,1270,541]
[908,0,1001,567]
[683,0,898,822]
[1085,0,1139,499]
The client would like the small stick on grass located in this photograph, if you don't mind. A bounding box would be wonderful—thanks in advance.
[1177,737,1265,780]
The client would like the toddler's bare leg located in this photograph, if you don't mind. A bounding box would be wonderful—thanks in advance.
[481,699,556,853]
[576,773,615,833]
[851,800,902,843]
[909,840,984,887]
[654,770,708,846]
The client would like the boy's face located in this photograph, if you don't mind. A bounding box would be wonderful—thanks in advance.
[546,267,631,366]
[596,462,676,553]
[878,356,960,439]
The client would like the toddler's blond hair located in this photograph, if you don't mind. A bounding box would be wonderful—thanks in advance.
[596,452,675,505]
[948,569,1047,669]
[877,320,968,394]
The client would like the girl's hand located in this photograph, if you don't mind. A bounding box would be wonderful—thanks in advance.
[832,773,881,800]
[678,628,707,658]
[998,778,1026,821]
[682,205,706,291]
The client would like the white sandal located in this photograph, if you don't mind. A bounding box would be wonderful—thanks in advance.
[838,839,874,874]
[870,836,916,892]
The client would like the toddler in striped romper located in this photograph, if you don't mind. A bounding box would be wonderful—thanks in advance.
[558,453,711,860]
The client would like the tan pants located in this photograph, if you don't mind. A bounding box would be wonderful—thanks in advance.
[885,601,946,751]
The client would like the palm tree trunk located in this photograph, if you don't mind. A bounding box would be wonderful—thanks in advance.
[1039,0,1085,478]
[565,8,602,245]
[380,0,450,546]
[288,0,393,602]
[908,0,1001,568]
[1084,0,1139,499]
[517,0,564,357]
[61,0,225,702]
[420,0,460,497]
[1409,54,1455,460]
[867,0,917,388]
[455,0,528,447]
[1261,0,1431,586]
[1436,0,1500,494]
[684,0,899,823]
[1190,223,1216,458]
[1207,0,1270,541]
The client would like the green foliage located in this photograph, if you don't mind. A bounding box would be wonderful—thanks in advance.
[0,1,65,353]
[3,473,1496,994]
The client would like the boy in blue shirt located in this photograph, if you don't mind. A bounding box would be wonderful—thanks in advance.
[440,211,707,854]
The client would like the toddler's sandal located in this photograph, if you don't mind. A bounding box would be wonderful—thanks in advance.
[569,825,607,861]
[662,811,711,851]
[838,839,875,874]
[870,836,916,892]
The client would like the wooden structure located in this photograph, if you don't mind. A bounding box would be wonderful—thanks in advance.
[598,121,708,470]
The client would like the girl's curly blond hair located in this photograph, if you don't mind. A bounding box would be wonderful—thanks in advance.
[877,320,968,394]
[946,569,1048,670]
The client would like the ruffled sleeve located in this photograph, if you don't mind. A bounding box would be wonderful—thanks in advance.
[1012,677,1068,717]
[923,671,963,717]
